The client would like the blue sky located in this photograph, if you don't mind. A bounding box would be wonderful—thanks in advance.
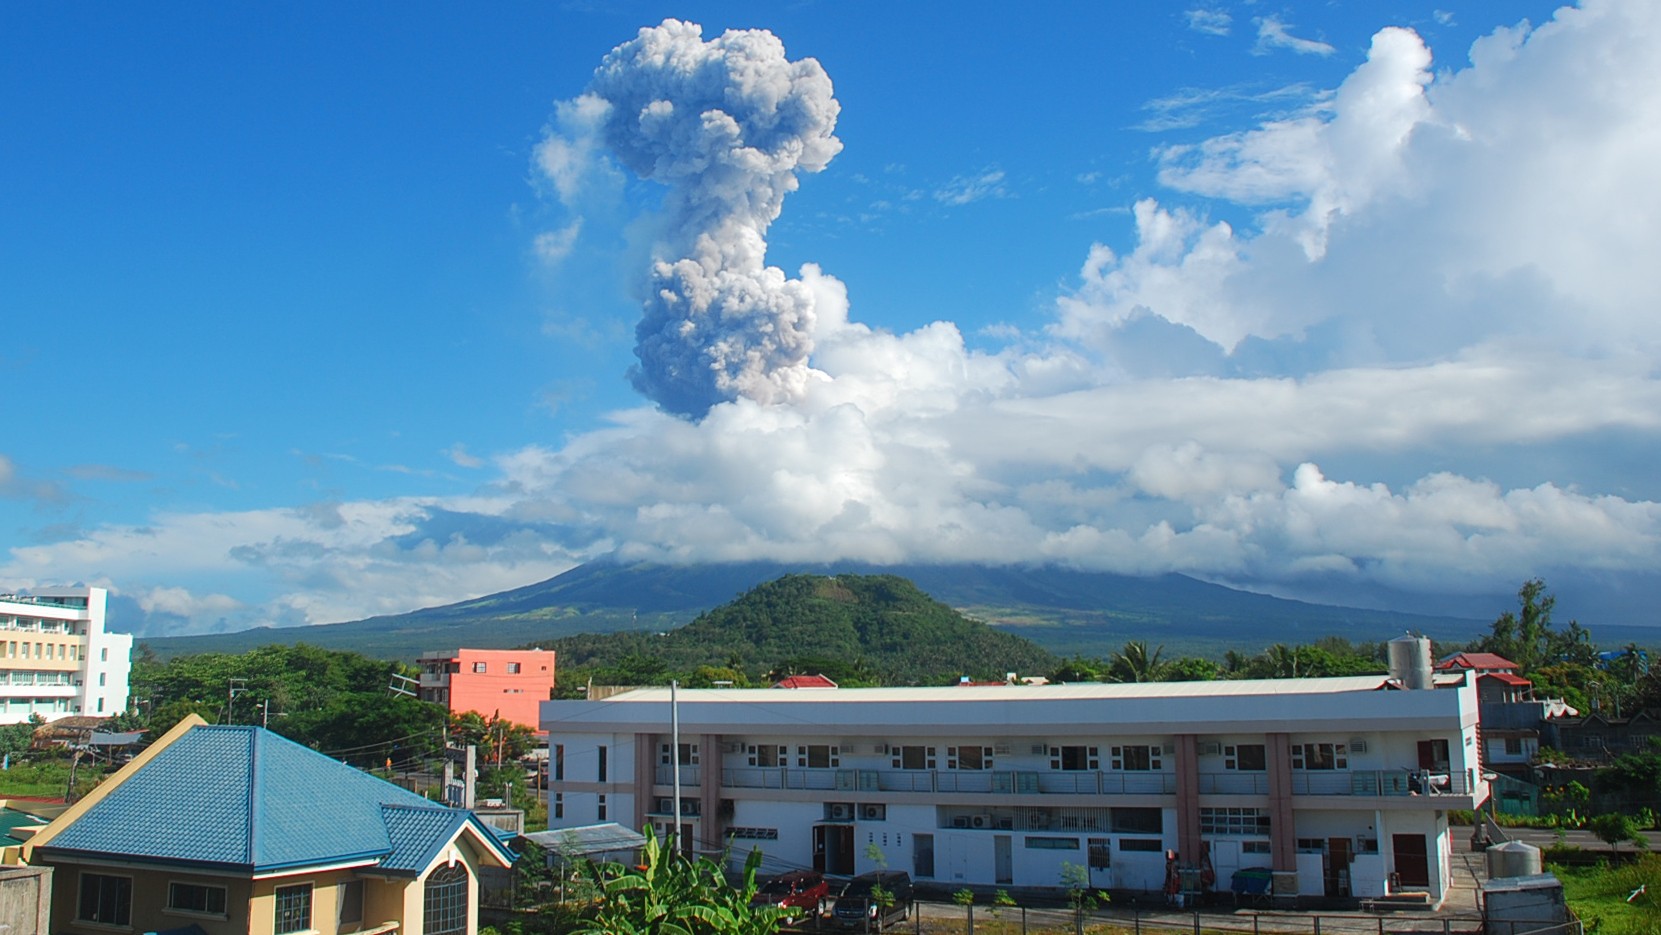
[6,1,1658,635]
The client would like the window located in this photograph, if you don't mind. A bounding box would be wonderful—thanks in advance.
[729,827,780,840]
[1025,836,1081,849]
[1110,808,1163,834]
[1050,745,1099,771]
[597,794,608,821]
[274,883,312,934]
[747,743,785,767]
[553,793,564,819]
[1291,743,1347,770]
[507,662,522,674]
[1119,838,1163,851]
[597,745,607,781]
[891,745,935,770]
[1243,840,1273,854]
[1503,737,1523,756]
[339,880,364,926]
[660,742,699,765]
[796,744,839,768]
[101,647,109,662]
[168,880,228,916]
[473,661,487,673]
[424,863,469,935]
[1224,744,1266,771]
[78,872,131,926]
[1200,807,1271,835]
[1110,745,1162,771]
[947,746,992,769]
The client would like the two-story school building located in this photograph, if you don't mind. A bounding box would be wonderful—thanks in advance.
[540,642,1486,905]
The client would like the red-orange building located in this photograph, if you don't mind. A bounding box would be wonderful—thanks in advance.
[416,648,556,733]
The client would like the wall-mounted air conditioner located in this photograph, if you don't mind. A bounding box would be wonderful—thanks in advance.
[970,814,991,829]
[952,815,970,828]
[992,744,1011,756]
[657,798,675,813]
[1349,739,1368,753]
[720,741,742,753]
[1199,742,1223,756]
[829,803,854,821]
[1161,743,1176,755]
[860,804,885,821]
[1031,744,1049,755]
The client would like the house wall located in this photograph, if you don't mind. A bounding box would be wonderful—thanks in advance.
[543,679,1482,903]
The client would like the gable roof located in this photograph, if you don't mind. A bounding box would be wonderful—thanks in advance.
[31,721,513,875]
[1477,671,1532,687]
[772,674,838,689]
[1436,652,1520,672]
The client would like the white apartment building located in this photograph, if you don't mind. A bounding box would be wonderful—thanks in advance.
[541,644,1486,905]
[0,586,133,723]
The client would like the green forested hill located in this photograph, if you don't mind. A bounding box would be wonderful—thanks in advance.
[550,573,1057,687]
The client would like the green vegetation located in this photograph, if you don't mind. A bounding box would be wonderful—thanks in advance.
[1552,854,1661,935]
[549,574,1058,691]
[567,827,789,934]
[1046,636,1387,685]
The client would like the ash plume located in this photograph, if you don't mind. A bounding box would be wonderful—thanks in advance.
[585,19,842,418]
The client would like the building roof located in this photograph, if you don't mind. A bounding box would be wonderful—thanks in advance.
[519,822,646,859]
[772,674,838,689]
[1436,652,1520,672]
[33,721,513,875]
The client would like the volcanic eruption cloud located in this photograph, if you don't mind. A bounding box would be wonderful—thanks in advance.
[584,19,843,419]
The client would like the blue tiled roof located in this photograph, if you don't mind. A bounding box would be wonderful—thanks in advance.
[41,725,505,873]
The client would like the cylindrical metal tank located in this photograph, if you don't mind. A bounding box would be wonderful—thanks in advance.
[1486,841,1543,879]
[1387,635,1434,689]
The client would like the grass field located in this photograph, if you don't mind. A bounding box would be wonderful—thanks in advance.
[1553,854,1661,935]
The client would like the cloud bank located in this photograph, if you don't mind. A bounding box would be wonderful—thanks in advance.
[8,3,1661,634]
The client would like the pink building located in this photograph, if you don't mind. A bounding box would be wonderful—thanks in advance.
[417,648,556,733]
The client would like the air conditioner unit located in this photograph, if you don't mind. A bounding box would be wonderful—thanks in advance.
[875,744,890,755]
[721,741,742,753]
[995,816,1014,830]
[1349,739,1369,753]
[860,804,884,821]
[993,744,1011,756]
[970,814,991,829]
[1032,744,1049,755]
[829,803,854,821]
[952,816,971,828]
[657,798,675,813]
[1199,742,1223,756]
[1161,743,1176,755]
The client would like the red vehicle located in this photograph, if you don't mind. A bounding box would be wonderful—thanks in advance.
[752,870,831,918]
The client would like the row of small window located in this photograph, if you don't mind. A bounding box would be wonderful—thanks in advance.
[79,871,468,935]
[731,742,1358,772]
[1199,807,1271,835]
[0,618,78,633]
[0,671,79,686]
[470,661,531,673]
[1025,836,1165,852]
[0,698,74,712]
[1,640,79,662]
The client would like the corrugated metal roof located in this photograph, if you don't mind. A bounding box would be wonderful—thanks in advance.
[40,725,500,873]
[600,676,1394,704]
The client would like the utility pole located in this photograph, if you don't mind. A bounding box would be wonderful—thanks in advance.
[227,679,247,724]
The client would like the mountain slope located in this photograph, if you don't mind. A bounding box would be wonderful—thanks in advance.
[138,558,1486,660]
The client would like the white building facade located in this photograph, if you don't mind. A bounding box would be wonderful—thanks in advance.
[0,586,133,723]
[541,666,1486,905]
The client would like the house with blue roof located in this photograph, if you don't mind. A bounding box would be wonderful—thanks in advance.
[16,715,515,935]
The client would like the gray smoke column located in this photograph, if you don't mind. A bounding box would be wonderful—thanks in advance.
[587,19,842,418]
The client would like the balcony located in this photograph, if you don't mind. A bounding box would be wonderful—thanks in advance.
[718,767,1176,795]
[711,766,1474,798]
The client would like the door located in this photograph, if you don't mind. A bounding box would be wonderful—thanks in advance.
[813,825,827,873]
[830,825,855,876]
[1087,837,1112,889]
[1325,837,1351,896]
[1391,833,1430,887]
[914,833,935,879]
[994,835,1013,884]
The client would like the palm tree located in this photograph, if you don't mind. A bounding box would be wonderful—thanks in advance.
[1108,641,1166,683]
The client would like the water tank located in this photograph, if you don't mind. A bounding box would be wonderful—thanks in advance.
[1388,635,1434,689]
[1486,841,1543,879]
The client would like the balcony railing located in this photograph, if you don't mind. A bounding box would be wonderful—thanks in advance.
[712,766,1474,798]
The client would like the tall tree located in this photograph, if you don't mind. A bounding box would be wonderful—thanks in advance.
[1108,641,1165,683]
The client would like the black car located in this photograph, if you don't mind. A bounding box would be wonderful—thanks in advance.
[831,871,913,929]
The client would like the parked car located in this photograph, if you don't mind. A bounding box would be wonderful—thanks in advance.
[832,871,913,929]
[752,869,831,918]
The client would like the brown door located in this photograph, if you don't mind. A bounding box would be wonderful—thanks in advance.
[1391,833,1430,887]
[1325,837,1352,896]
[812,825,827,873]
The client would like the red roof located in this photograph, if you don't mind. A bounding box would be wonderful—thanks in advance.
[772,674,839,690]
[1435,652,1520,672]
[1478,671,1532,686]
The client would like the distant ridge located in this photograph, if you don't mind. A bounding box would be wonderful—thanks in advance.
[138,557,1485,661]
